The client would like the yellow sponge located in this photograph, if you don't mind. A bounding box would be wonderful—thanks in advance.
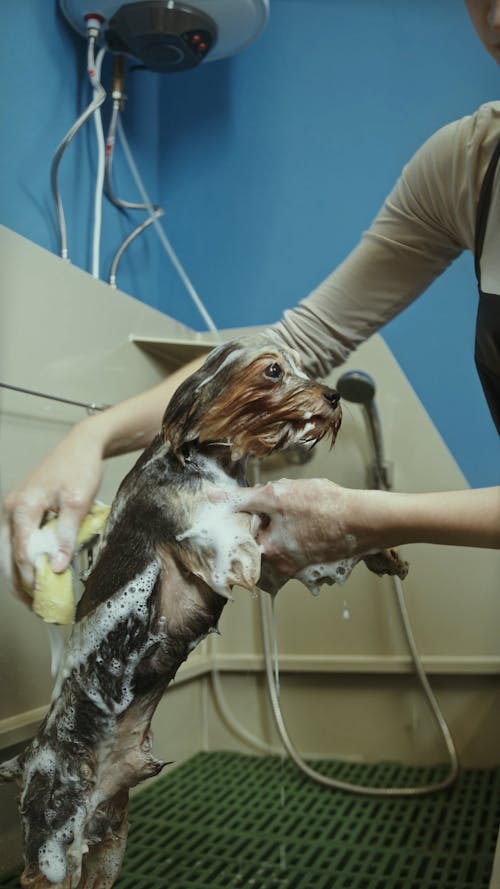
[27,502,110,625]
[76,502,111,547]
[32,555,75,625]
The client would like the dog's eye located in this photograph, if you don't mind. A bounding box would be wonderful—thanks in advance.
[264,362,283,380]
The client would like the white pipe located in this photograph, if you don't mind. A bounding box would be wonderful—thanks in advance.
[50,33,106,262]
[90,46,107,279]
[116,117,218,334]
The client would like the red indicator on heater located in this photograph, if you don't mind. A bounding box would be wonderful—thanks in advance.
[191,33,201,43]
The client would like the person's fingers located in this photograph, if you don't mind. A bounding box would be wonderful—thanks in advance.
[231,482,279,515]
[205,488,234,505]
[49,490,91,572]
[205,484,275,521]
[0,520,31,604]
[8,495,47,589]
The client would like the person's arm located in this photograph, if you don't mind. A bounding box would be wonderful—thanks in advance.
[265,107,498,378]
[361,486,500,550]
[5,107,497,593]
[234,479,500,581]
[2,355,206,590]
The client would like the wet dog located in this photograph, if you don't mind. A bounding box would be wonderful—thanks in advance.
[0,340,344,889]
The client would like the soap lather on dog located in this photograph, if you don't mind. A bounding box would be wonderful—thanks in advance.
[1,339,370,889]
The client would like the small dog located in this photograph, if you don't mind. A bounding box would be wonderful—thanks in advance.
[0,340,344,889]
[1,339,408,888]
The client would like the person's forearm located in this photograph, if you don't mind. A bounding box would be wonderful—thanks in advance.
[349,486,500,551]
[3,354,210,590]
[74,354,207,459]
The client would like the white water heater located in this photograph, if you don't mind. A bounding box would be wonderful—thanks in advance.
[59,0,270,72]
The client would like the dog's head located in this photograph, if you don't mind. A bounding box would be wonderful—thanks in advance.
[162,340,342,461]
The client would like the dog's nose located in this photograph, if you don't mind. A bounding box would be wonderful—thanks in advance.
[323,388,340,409]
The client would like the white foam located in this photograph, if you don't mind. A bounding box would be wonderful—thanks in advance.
[296,557,359,596]
[292,421,319,446]
[21,745,58,791]
[47,560,164,743]
[26,526,59,565]
[35,803,87,886]
[39,837,67,884]
[175,457,260,596]
[51,561,161,701]
[177,499,259,596]
[300,422,315,437]
[28,562,165,883]
[47,624,66,678]
[21,745,73,884]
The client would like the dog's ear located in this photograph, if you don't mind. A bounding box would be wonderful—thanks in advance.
[161,342,242,457]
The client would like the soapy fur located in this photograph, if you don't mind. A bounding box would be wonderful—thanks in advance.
[236,478,408,597]
[1,339,342,889]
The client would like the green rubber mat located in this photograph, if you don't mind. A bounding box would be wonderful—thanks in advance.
[2,752,499,888]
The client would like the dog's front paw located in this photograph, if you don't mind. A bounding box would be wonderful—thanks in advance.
[176,509,262,598]
[362,548,409,579]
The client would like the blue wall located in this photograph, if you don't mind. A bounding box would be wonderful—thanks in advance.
[1,0,499,485]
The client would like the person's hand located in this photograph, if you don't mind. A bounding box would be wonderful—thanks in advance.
[235,478,358,582]
[234,480,500,593]
[1,353,210,606]
[2,420,105,602]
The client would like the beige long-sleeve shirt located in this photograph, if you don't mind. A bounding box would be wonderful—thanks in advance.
[269,101,500,379]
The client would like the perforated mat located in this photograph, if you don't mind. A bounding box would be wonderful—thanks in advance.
[1,752,499,888]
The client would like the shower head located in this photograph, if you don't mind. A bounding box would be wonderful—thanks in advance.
[335,370,391,490]
[336,370,376,405]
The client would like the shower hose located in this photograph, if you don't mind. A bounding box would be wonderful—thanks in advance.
[211,461,459,798]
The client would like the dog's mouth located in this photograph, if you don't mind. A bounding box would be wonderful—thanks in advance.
[288,408,342,448]
[219,404,342,461]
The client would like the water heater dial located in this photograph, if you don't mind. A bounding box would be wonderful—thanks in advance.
[104,3,217,72]
[59,0,270,71]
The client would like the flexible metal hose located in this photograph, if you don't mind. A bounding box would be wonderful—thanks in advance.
[254,423,459,797]
[259,583,459,796]
[51,35,106,261]
[109,210,165,288]
[210,445,459,795]
[105,96,166,287]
